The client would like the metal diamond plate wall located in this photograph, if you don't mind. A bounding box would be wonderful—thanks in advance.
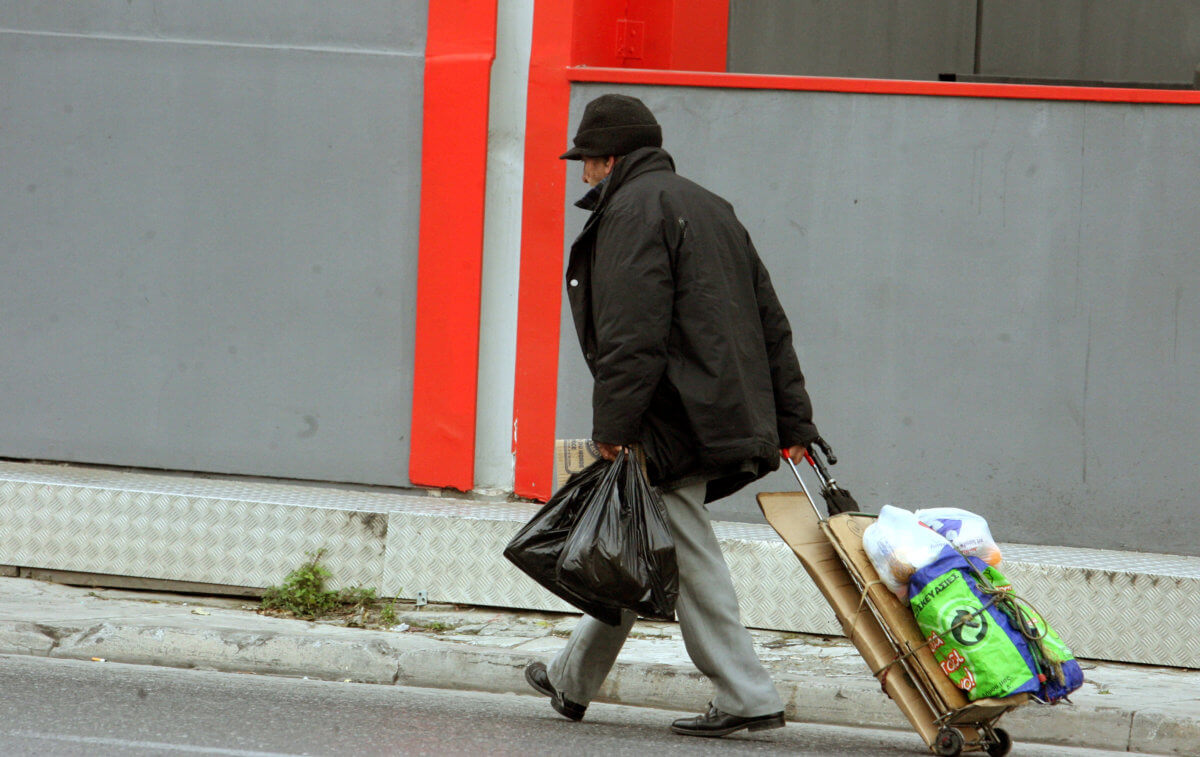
[715,521,840,636]
[0,463,389,590]
[1000,545,1200,669]
[381,499,576,614]
[2,462,1197,667]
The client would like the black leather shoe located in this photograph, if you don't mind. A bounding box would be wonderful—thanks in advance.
[670,702,785,737]
[524,661,586,722]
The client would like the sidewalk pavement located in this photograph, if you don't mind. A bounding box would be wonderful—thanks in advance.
[1,575,1196,755]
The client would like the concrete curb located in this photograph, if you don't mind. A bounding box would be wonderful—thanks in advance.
[1,611,1195,756]
[0,577,1195,755]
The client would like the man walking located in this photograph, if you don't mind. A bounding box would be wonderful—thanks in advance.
[524,94,820,738]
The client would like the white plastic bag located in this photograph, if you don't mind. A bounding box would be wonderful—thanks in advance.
[862,505,951,598]
[916,507,1003,566]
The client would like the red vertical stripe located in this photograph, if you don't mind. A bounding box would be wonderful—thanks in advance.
[512,0,573,500]
[409,0,498,491]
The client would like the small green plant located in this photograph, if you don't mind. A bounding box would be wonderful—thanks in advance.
[259,551,409,629]
[379,600,399,627]
[260,550,373,619]
[261,550,341,618]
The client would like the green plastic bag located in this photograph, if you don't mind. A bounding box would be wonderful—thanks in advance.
[909,551,1041,700]
[910,549,1085,701]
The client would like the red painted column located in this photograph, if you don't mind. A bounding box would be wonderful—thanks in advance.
[408,0,498,491]
[512,0,573,499]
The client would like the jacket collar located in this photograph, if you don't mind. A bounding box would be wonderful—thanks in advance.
[572,147,676,213]
[574,178,607,212]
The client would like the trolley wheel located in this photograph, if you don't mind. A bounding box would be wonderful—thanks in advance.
[985,727,1013,757]
[933,727,965,757]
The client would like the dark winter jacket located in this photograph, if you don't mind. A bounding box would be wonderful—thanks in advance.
[565,147,818,502]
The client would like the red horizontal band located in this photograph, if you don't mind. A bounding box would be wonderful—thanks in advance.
[568,66,1200,105]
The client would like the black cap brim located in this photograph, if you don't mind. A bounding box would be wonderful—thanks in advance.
[559,145,591,160]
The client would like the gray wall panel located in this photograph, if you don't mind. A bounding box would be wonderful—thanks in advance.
[728,0,976,80]
[0,0,427,52]
[0,5,427,486]
[979,0,1200,83]
[727,0,1200,85]
[558,83,1200,556]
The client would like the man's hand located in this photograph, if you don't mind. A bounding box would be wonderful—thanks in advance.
[785,445,807,463]
[596,442,625,461]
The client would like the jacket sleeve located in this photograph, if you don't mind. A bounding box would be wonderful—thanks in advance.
[750,236,819,448]
[589,210,673,444]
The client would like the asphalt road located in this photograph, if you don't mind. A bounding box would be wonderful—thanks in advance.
[0,655,1130,756]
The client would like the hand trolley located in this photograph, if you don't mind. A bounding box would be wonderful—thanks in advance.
[757,450,1024,756]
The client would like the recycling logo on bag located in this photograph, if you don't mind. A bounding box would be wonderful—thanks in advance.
[937,597,988,647]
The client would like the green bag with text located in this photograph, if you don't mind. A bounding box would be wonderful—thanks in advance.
[909,548,1083,701]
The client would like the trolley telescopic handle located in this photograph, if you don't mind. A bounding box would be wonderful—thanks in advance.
[783,451,824,520]
[805,441,838,489]
[784,440,848,519]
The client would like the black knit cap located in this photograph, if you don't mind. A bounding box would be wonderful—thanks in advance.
[559,94,662,160]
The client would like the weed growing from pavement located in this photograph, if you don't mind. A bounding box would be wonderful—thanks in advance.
[378,600,400,627]
[259,550,399,628]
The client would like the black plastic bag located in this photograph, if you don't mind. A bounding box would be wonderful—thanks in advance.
[557,450,678,622]
[503,459,624,625]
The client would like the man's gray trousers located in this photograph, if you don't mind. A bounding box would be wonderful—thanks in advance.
[546,480,783,717]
